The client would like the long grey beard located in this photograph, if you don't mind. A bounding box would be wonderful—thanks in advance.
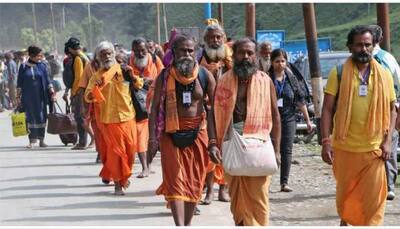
[233,60,258,80]
[101,59,116,70]
[175,57,196,76]
[204,44,226,61]
[134,55,148,69]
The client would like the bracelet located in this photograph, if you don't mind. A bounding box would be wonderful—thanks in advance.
[321,137,332,145]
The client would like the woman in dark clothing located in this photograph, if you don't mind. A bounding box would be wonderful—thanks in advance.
[16,45,56,148]
[268,49,312,192]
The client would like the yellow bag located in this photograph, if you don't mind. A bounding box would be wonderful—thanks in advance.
[11,112,28,137]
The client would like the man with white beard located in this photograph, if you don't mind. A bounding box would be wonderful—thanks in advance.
[257,41,272,73]
[198,23,232,205]
[129,38,164,179]
[85,41,143,195]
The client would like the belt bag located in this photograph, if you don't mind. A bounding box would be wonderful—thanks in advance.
[170,129,199,148]
[222,129,278,177]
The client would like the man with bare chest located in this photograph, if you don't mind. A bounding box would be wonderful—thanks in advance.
[147,35,217,226]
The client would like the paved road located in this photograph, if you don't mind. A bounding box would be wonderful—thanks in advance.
[0,102,399,226]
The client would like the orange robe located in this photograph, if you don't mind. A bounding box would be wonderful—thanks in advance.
[129,53,164,152]
[214,69,273,226]
[333,149,387,226]
[156,115,209,203]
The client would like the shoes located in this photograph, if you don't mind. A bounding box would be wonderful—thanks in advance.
[71,144,86,150]
[102,179,110,185]
[114,183,125,196]
[280,184,293,192]
[387,191,395,200]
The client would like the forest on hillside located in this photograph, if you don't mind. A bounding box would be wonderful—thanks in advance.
[1,3,399,58]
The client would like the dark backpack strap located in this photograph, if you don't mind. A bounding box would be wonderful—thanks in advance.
[336,64,343,84]
[198,66,208,93]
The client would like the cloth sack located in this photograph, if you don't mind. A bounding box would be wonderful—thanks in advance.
[222,129,278,176]
[11,111,28,137]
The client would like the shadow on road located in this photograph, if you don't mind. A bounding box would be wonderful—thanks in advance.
[0,184,109,192]
[38,200,166,210]
[3,212,171,223]
[0,175,97,182]
[270,193,335,204]
[271,215,338,223]
[0,162,96,169]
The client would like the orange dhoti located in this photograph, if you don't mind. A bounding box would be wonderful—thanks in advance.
[333,148,387,226]
[225,174,271,226]
[206,162,225,185]
[136,119,149,153]
[156,116,209,203]
[101,119,137,187]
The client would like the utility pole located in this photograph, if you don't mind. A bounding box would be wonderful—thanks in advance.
[162,3,168,42]
[50,3,58,54]
[204,3,212,19]
[87,3,93,51]
[32,3,38,44]
[377,3,390,52]
[303,3,323,143]
[245,3,255,39]
[62,5,66,29]
[156,3,161,44]
[218,3,224,27]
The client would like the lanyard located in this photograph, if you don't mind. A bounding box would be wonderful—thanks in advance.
[359,66,370,85]
[274,76,286,98]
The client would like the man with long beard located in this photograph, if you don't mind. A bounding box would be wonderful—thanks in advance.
[129,38,164,178]
[147,35,217,226]
[198,23,232,205]
[321,26,396,226]
[85,41,143,195]
[211,37,281,226]
[257,41,272,73]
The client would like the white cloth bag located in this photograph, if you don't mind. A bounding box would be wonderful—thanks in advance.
[222,129,278,176]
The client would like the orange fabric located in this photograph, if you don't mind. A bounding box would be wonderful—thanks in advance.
[156,115,209,203]
[129,53,164,80]
[332,148,387,226]
[214,69,273,147]
[165,65,199,133]
[136,119,149,152]
[101,119,137,187]
[200,56,223,78]
[78,62,95,89]
[335,58,391,143]
[92,103,112,180]
[206,162,225,184]
[225,174,271,226]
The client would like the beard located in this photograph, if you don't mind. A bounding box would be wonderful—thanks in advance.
[233,59,258,80]
[174,56,196,77]
[100,58,116,70]
[134,55,148,69]
[204,44,226,61]
[352,51,372,64]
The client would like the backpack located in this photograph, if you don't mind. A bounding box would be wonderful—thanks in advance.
[288,62,311,103]
[62,54,89,89]
[62,57,74,89]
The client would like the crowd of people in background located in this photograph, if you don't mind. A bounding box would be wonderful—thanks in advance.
[1,19,399,227]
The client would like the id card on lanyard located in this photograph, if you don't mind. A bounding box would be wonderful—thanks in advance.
[275,77,285,108]
[359,66,370,97]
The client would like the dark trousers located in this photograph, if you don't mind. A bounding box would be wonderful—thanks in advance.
[385,131,398,192]
[280,119,296,185]
[71,94,87,146]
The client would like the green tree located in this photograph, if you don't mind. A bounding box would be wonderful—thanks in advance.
[20,28,36,48]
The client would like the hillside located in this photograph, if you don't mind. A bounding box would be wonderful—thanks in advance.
[0,3,399,58]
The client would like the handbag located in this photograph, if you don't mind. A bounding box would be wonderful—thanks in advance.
[47,101,78,135]
[11,107,28,137]
[170,129,199,148]
[131,86,148,122]
[222,128,278,177]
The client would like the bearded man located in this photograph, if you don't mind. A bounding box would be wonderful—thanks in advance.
[198,23,232,205]
[211,38,281,226]
[129,38,164,178]
[321,25,396,226]
[147,35,217,226]
[85,41,143,195]
[257,41,272,73]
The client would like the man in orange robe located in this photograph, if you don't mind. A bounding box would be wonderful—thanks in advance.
[211,38,281,226]
[147,35,217,226]
[85,41,143,195]
[321,26,396,226]
[129,38,164,178]
[198,22,233,204]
